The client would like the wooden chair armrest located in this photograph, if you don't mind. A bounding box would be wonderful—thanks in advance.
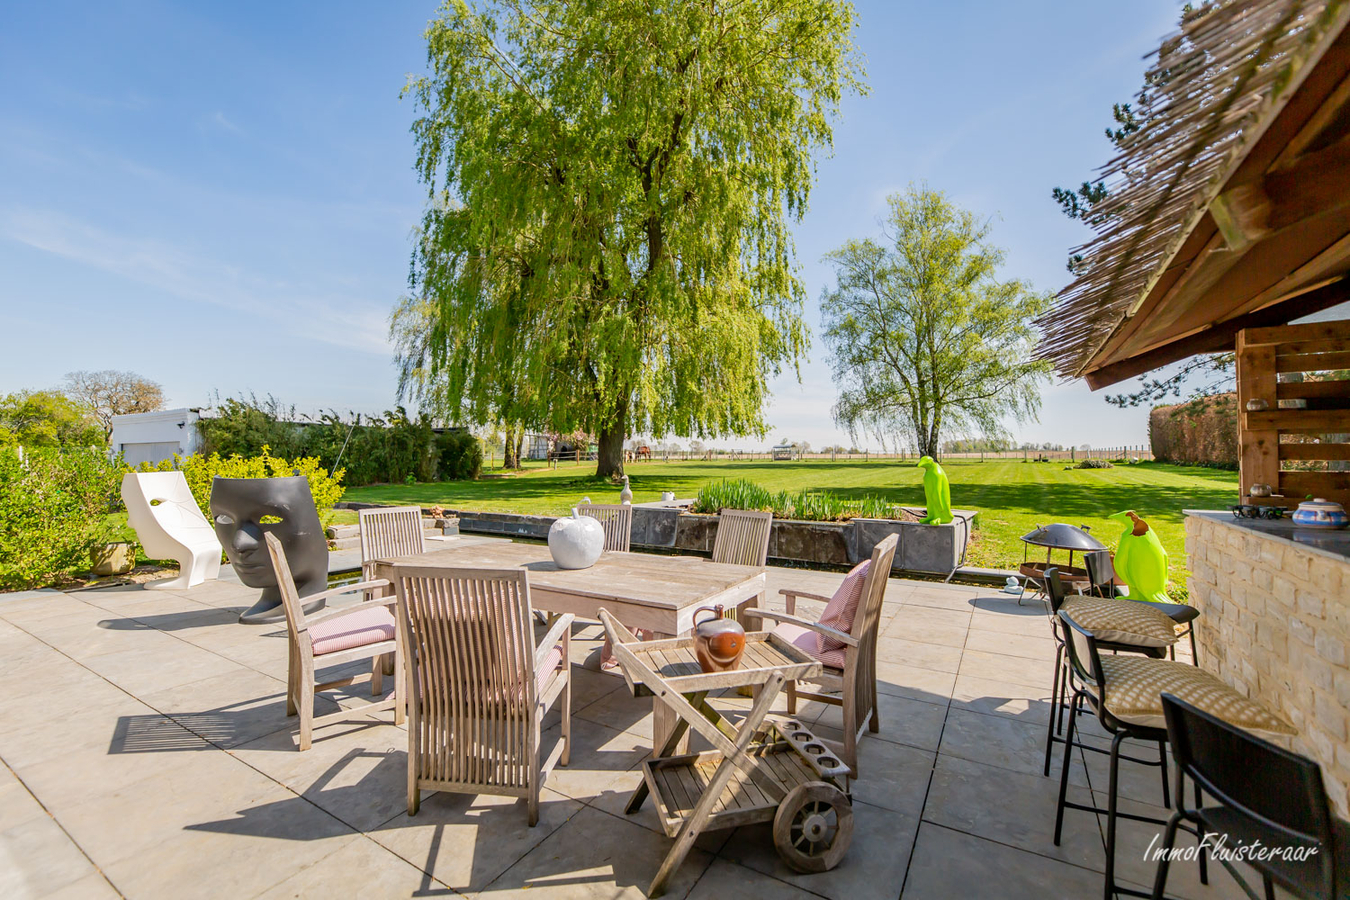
[742,608,858,647]
[299,578,393,607]
[779,589,834,605]
[536,613,575,670]
[302,594,397,629]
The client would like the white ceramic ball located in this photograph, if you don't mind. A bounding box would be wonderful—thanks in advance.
[548,510,605,569]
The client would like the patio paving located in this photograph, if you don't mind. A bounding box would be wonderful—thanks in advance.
[0,549,1255,899]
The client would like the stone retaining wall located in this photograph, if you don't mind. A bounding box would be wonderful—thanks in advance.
[1186,513,1350,816]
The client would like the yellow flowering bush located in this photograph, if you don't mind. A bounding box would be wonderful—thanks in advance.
[137,445,345,526]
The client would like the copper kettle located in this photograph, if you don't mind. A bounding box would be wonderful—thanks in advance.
[692,605,746,673]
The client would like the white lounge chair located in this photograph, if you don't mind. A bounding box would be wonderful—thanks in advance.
[121,471,223,590]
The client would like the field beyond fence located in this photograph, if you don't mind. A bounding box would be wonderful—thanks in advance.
[346,457,1230,586]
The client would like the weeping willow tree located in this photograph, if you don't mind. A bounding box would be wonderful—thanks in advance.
[396,0,865,476]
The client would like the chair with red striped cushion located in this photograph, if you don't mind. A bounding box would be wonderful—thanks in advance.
[744,533,898,776]
[264,533,404,751]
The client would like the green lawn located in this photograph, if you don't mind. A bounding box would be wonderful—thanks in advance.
[344,459,1237,580]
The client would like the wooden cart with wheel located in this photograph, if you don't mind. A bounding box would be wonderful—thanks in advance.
[599,609,855,897]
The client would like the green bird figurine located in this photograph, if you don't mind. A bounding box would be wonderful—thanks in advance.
[918,456,953,525]
[1109,510,1170,603]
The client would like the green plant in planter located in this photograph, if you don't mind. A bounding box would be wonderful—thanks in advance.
[690,478,897,522]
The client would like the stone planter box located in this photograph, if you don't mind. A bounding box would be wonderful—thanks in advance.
[338,500,974,576]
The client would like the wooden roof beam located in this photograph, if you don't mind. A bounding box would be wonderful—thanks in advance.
[1082,278,1350,390]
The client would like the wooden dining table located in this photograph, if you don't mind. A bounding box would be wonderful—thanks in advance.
[369,539,767,636]
[370,540,769,753]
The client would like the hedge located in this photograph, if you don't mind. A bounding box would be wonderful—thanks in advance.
[1149,393,1238,469]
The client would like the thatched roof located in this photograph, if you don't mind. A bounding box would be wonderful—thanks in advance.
[1037,0,1350,381]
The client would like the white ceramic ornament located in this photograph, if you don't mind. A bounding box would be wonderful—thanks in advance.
[548,508,605,569]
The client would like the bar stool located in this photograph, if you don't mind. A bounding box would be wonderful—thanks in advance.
[1154,693,1348,900]
[1053,611,1296,900]
[1084,549,1200,663]
[1042,567,1176,797]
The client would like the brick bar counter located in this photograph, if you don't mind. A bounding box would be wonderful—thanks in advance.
[1186,509,1350,816]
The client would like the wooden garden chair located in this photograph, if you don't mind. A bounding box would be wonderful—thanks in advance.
[358,505,426,582]
[711,508,773,567]
[576,502,633,552]
[395,566,572,825]
[743,533,897,775]
[264,533,403,752]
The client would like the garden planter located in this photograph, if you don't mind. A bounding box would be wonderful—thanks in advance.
[91,541,135,576]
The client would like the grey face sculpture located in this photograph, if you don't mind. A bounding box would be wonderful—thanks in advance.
[210,476,328,624]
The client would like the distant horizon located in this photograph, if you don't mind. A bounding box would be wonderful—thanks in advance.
[1,1,1192,452]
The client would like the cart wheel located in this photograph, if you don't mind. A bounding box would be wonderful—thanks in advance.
[772,782,853,873]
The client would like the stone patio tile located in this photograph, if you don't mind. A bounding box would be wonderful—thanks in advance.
[42,872,121,900]
[939,707,1087,787]
[231,717,409,832]
[253,833,447,899]
[0,594,106,627]
[845,733,934,817]
[48,746,284,866]
[813,690,948,752]
[886,602,972,629]
[371,787,582,894]
[11,716,214,810]
[575,680,657,739]
[0,812,103,900]
[950,673,1053,725]
[901,822,1107,900]
[874,635,964,674]
[881,618,968,649]
[962,628,1055,661]
[874,659,955,705]
[685,857,823,900]
[0,770,47,833]
[922,753,1104,870]
[77,640,252,696]
[719,799,916,900]
[139,666,325,749]
[34,615,195,663]
[956,647,1055,689]
[897,589,978,612]
[470,803,712,899]
[0,691,162,770]
[1088,792,1253,900]
[99,800,360,899]
[540,717,652,806]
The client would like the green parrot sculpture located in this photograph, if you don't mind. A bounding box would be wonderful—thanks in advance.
[918,456,953,525]
[1109,510,1170,603]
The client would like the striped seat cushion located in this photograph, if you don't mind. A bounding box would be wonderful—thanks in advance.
[1060,595,1178,648]
[1096,656,1295,734]
[309,605,396,656]
[773,621,846,671]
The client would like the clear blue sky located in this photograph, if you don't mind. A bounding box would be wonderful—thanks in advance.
[0,1,1182,451]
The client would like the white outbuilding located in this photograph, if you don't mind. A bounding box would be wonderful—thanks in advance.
[110,408,205,466]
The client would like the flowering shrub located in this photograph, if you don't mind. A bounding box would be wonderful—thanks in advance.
[137,445,345,525]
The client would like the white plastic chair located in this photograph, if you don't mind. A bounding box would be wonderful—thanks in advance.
[121,471,222,590]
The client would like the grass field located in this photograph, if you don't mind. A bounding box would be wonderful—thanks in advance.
[344,459,1237,580]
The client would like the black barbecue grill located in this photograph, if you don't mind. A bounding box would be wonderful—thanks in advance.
[1016,523,1106,604]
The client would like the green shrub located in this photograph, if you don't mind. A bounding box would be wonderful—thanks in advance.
[0,448,123,589]
[137,445,346,526]
[437,430,483,481]
[690,478,898,522]
[1075,459,1113,469]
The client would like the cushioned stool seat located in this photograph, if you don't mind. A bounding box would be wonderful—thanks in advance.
[1094,655,1295,734]
[1059,594,1179,649]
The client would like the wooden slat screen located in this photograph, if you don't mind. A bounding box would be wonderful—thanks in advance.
[1238,321,1350,508]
